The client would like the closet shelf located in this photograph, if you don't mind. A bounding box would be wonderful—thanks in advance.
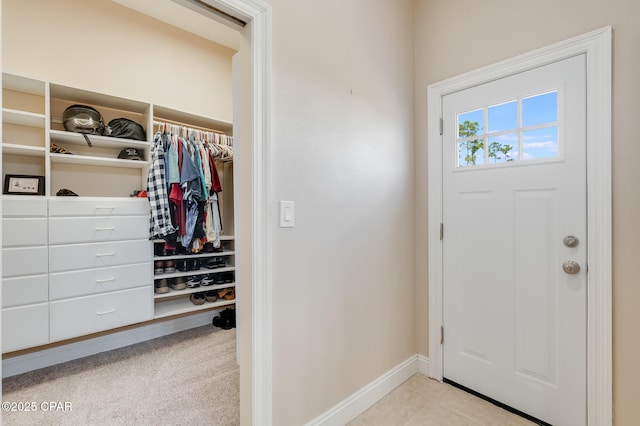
[153,297,235,319]
[154,283,235,300]
[49,130,149,151]
[3,108,46,128]
[153,250,235,261]
[2,143,46,157]
[50,152,150,169]
[153,266,235,280]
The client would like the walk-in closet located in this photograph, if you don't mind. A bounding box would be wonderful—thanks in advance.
[1,0,243,423]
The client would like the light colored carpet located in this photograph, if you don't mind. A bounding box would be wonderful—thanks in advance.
[2,326,239,425]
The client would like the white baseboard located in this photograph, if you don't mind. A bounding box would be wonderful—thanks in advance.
[417,354,430,376]
[2,312,215,378]
[305,355,424,426]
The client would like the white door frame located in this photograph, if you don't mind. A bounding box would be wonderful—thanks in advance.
[427,27,612,426]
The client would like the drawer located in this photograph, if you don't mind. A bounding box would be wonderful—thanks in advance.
[2,246,48,277]
[49,197,150,217]
[50,263,152,300]
[2,303,49,353]
[50,286,153,342]
[49,240,152,272]
[2,197,47,217]
[49,216,149,244]
[2,217,47,247]
[3,275,48,308]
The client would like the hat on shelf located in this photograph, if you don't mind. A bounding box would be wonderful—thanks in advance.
[117,147,144,161]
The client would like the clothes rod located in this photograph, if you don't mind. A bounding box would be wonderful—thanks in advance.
[153,118,227,135]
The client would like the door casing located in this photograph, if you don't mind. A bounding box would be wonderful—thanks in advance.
[427,27,612,426]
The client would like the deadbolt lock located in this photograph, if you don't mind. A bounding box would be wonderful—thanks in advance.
[563,235,579,248]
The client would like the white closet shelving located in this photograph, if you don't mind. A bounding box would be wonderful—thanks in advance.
[1,72,236,352]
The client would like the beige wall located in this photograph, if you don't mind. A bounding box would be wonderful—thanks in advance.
[414,1,640,424]
[266,0,416,424]
[2,0,234,122]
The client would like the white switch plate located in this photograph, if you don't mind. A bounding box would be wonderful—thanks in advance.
[280,201,295,227]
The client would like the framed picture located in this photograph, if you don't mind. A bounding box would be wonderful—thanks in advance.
[3,174,45,195]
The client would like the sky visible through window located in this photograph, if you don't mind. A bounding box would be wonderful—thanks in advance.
[456,91,558,167]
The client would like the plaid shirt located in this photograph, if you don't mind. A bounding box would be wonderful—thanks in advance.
[148,132,176,239]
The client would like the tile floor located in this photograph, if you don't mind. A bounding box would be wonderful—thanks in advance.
[348,374,535,425]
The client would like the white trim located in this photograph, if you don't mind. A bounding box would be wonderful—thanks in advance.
[2,311,215,378]
[427,27,612,426]
[417,354,430,376]
[305,356,418,426]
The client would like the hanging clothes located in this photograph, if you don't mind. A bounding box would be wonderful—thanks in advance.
[147,132,176,239]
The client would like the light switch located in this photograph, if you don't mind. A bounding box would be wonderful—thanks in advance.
[280,201,295,228]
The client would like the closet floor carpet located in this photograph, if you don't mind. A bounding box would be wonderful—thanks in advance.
[2,326,239,426]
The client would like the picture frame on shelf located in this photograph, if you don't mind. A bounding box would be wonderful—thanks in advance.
[3,174,45,195]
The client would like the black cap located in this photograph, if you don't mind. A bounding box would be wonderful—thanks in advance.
[118,148,144,161]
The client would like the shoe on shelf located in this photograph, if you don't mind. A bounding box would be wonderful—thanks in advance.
[205,290,218,302]
[204,257,225,269]
[213,273,225,285]
[201,274,215,286]
[222,272,234,283]
[170,276,187,291]
[188,258,201,271]
[217,288,235,300]
[154,260,164,275]
[190,292,206,305]
[164,260,176,273]
[185,275,202,288]
[212,307,236,329]
[175,259,189,272]
[154,278,169,294]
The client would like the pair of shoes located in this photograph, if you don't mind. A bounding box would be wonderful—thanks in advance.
[176,258,201,272]
[170,277,186,290]
[217,288,235,300]
[203,257,225,269]
[154,243,175,257]
[154,260,175,274]
[204,242,224,253]
[155,279,169,294]
[186,275,203,288]
[190,290,219,305]
[212,308,236,329]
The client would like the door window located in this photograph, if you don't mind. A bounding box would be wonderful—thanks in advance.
[456,90,559,168]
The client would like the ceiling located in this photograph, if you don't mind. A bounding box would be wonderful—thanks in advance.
[112,0,241,51]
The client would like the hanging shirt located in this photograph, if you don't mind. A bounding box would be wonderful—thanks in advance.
[147,132,176,239]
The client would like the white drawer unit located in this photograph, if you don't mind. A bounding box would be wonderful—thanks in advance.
[49,240,152,272]
[49,286,153,342]
[2,246,48,277]
[2,217,47,247]
[49,216,149,244]
[2,196,47,217]
[2,303,49,352]
[3,275,48,308]
[49,197,150,217]
[49,263,152,300]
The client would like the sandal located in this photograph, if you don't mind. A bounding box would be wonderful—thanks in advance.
[50,143,73,154]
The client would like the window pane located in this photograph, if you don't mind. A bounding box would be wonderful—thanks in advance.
[458,109,483,138]
[458,139,485,167]
[488,101,517,133]
[522,91,558,127]
[522,127,558,160]
[488,133,518,163]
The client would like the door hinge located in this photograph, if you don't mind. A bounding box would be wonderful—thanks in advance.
[439,118,443,136]
[440,326,444,344]
[440,223,444,240]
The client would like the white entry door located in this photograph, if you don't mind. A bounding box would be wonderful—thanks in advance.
[442,54,587,425]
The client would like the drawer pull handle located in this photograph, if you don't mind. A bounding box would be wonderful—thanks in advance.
[96,252,115,257]
[96,206,115,210]
[95,227,115,231]
[96,277,116,283]
[97,308,116,315]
